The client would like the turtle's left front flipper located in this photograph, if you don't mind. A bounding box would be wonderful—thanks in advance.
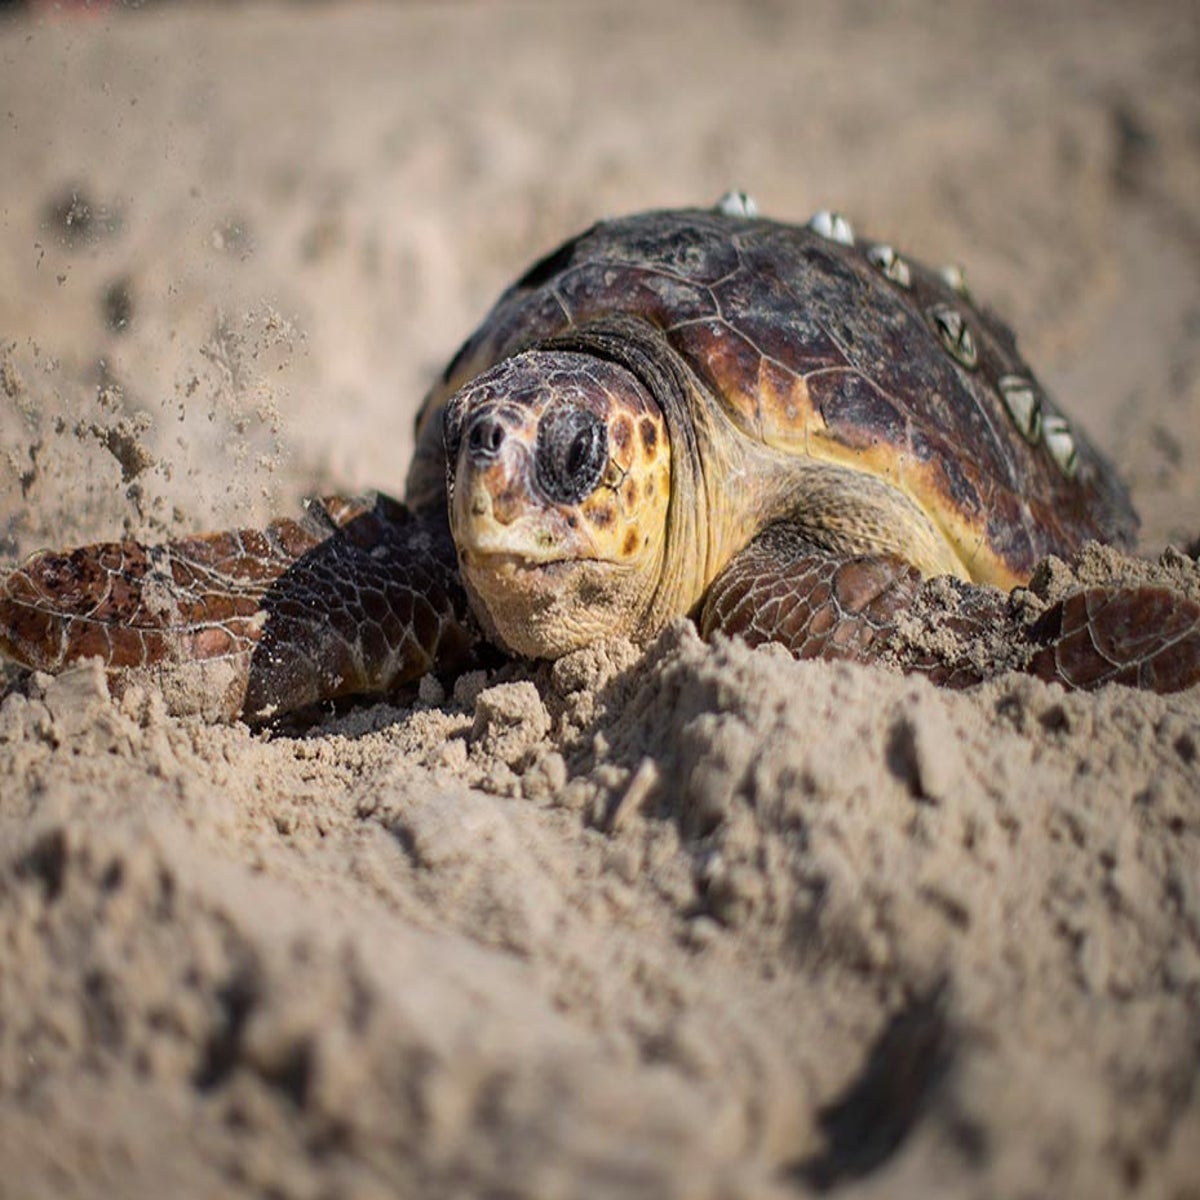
[699,524,1200,693]
[0,494,474,720]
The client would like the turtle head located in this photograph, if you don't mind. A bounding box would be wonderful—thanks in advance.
[444,349,670,657]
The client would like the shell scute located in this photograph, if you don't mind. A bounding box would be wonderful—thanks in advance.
[907,424,986,523]
[669,317,774,437]
[604,217,742,285]
[555,262,717,332]
[807,370,908,471]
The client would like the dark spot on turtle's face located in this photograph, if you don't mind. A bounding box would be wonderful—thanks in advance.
[639,417,658,455]
[622,529,640,557]
[588,505,614,529]
[535,405,608,504]
[611,415,633,454]
[623,477,639,507]
[492,485,527,525]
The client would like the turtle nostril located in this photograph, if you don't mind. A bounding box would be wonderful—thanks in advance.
[466,415,506,462]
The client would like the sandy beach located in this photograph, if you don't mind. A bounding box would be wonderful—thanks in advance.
[1,3,1198,1197]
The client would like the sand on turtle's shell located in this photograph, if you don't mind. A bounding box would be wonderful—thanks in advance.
[1,3,1199,1198]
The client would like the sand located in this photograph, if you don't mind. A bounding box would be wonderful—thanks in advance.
[1,3,1198,1197]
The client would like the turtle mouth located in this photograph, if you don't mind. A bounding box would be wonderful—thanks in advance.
[458,546,637,660]
[459,549,608,579]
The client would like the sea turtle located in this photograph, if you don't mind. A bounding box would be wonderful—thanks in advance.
[2,195,1198,719]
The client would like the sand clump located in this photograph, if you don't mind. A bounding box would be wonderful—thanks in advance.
[2,2,1200,1198]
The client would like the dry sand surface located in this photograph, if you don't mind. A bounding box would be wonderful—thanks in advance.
[2,2,1199,1197]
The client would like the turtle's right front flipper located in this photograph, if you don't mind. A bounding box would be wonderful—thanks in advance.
[0,494,474,721]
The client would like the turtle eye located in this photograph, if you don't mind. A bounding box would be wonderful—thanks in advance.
[536,407,607,503]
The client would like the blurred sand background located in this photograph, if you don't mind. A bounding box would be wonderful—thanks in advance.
[1,2,1198,1197]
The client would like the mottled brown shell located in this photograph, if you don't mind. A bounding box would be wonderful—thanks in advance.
[410,208,1137,588]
